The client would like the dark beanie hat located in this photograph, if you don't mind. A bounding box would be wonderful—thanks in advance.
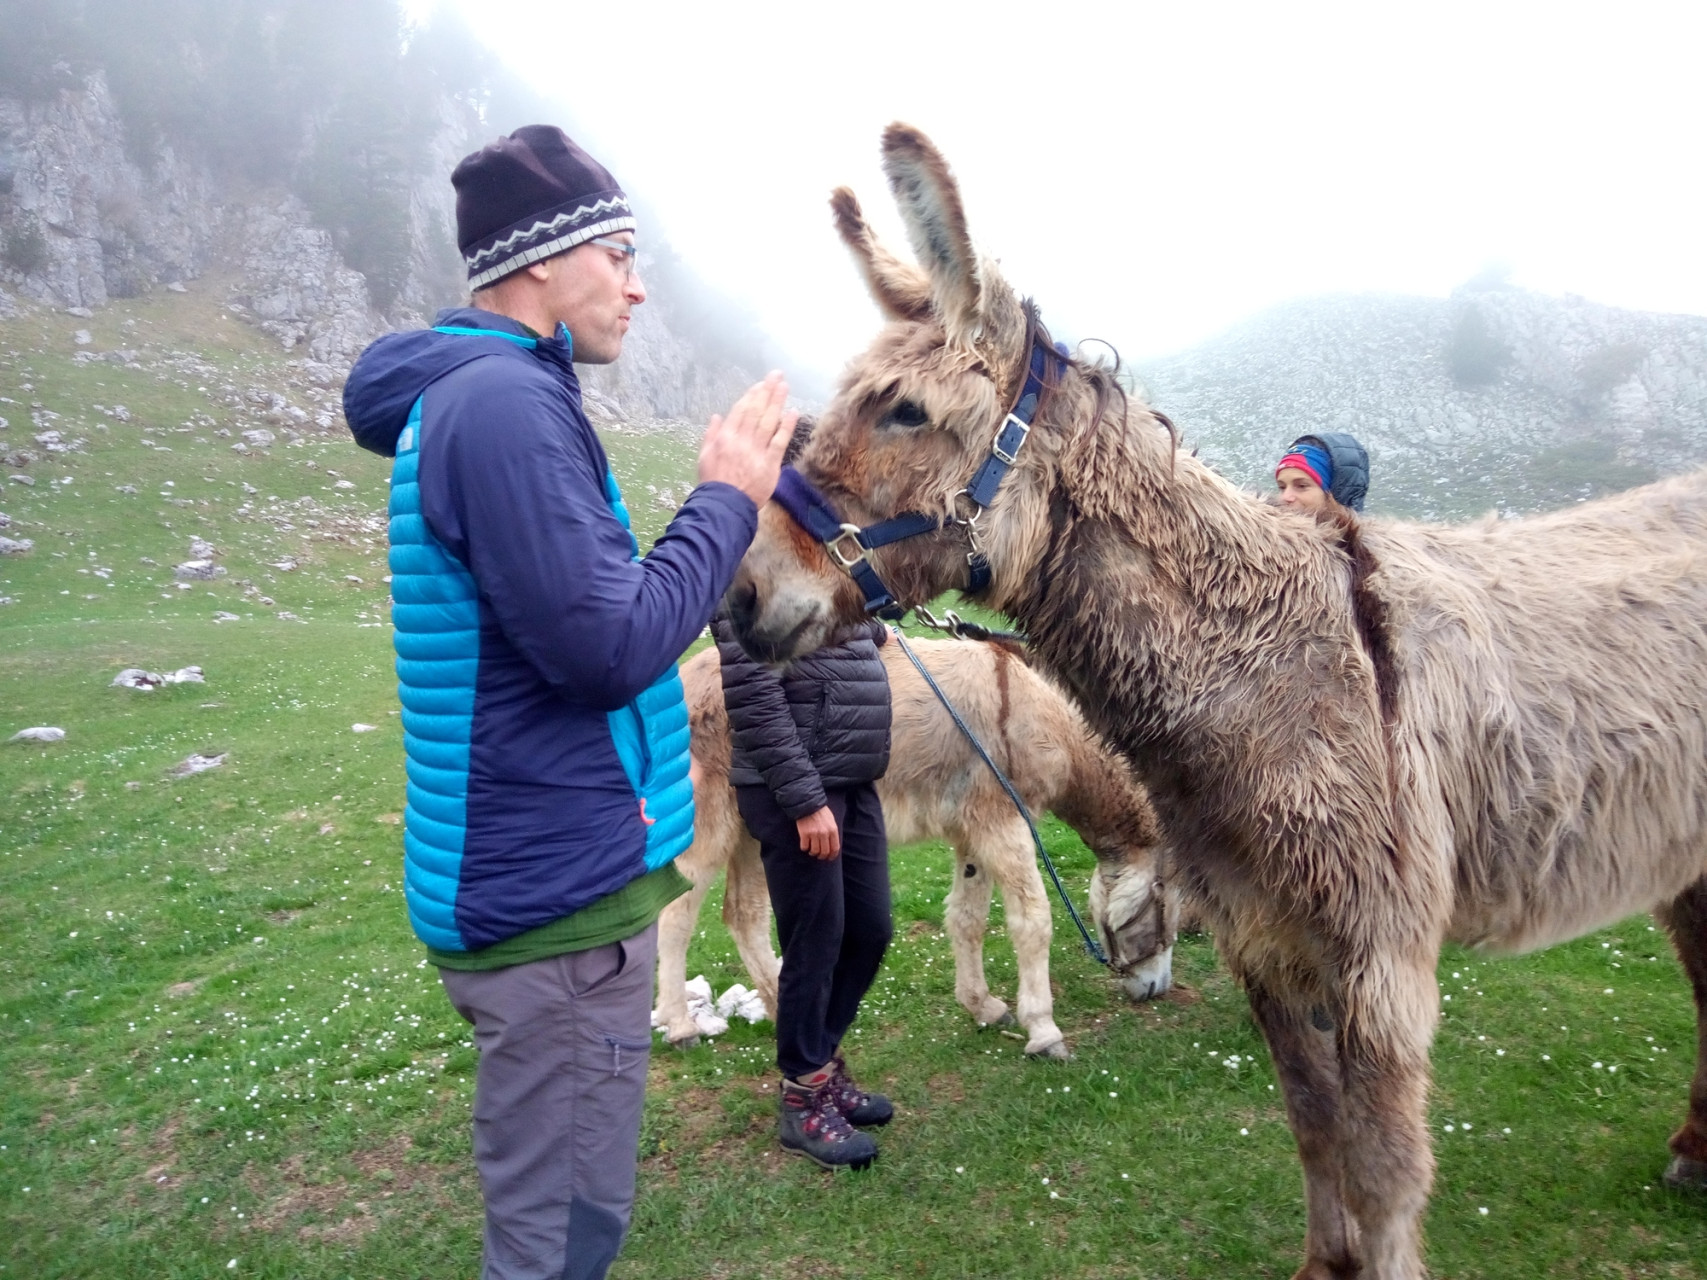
[452,125,634,289]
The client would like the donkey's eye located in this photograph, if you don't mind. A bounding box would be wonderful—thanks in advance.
[882,400,930,429]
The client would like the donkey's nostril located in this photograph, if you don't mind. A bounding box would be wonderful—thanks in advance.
[725,580,758,629]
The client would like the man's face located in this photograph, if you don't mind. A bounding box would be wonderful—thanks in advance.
[541,233,646,364]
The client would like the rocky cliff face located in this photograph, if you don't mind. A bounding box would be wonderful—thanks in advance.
[1138,286,1707,519]
[0,68,219,308]
[0,69,391,365]
[0,70,761,425]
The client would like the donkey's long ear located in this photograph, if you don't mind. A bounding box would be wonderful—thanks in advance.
[880,123,982,345]
[830,187,933,323]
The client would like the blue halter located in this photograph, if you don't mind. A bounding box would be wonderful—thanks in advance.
[771,338,1063,619]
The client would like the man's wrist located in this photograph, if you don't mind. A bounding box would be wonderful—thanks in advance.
[691,479,760,512]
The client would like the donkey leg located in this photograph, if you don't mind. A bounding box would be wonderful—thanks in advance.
[723,834,781,1021]
[1246,979,1359,1280]
[656,850,719,1049]
[1331,959,1438,1280]
[1656,875,1707,1190]
[944,837,1014,1032]
[982,821,1068,1059]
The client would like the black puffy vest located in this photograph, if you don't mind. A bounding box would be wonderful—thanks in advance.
[712,615,892,818]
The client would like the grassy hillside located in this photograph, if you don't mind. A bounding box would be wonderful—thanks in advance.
[2,290,1704,1278]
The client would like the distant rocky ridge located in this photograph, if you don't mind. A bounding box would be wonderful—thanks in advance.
[0,69,755,423]
[1138,285,1707,520]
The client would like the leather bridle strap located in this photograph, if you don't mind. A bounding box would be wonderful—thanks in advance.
[769,467,926,619]
[770,335,1064,619]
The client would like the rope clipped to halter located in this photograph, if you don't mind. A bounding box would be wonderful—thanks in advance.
[891,628,1109,967]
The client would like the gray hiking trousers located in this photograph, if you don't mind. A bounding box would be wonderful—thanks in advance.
[439,923,657,1280]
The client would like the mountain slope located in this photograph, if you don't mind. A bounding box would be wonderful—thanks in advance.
[1138,285,1707,519]
[0,1,766,423]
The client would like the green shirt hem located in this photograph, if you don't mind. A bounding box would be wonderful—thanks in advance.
[427,863,691,972]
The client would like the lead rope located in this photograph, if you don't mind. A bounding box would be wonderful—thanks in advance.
[890,628,1108,966]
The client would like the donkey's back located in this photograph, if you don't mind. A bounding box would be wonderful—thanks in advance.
[1370,468,1707,952]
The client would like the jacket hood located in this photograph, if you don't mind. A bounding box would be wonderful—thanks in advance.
[343,307,574,457]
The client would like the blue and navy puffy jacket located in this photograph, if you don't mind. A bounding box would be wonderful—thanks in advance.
[343,307,758,952]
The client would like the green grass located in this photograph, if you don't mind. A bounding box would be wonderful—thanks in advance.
[2,291,1704,1278]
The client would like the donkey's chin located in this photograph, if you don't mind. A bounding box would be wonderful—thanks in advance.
[735,599,835,665]
[1119,947,1174,1002]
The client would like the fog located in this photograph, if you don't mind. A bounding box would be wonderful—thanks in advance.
[418,0,1707,382]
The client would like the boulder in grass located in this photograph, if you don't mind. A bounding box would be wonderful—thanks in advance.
[169,752,226,778]
[174,560,226,581]
[112,665,204,691]
[189,536,217,559]
[9,726,66,743]
[0,536,32,555]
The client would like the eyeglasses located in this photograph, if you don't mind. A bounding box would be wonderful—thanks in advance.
[587,236,638,280]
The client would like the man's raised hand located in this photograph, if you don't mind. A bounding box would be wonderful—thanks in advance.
[697,372,796,508]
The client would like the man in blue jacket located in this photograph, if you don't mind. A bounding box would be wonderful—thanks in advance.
[344,124,794,1280]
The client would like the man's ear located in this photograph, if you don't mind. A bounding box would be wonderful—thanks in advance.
[524,260,553,282]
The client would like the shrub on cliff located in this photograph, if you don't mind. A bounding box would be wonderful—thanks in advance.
[2,221,48,276]
[1447,303,1510,386]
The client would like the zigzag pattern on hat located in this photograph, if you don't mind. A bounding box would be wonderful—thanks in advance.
[465,216,637,290]
[464,196,633,271]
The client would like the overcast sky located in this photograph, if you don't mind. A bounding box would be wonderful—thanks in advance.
[417,0,1707,381]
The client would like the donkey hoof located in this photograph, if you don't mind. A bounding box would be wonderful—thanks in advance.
[667,1033,700,1052]
[1663,1154,1707,1190]
[1026,1037,1070,1060]
[995,1010,1019,1028]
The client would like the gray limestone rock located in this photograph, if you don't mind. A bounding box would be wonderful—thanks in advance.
[9,726,66,743]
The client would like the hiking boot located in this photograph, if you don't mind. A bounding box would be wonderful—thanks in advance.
[779,1077,879,1170]
[828,1054,893,1127]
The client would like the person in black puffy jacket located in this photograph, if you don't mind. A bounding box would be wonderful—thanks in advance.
[711,609,895,1171]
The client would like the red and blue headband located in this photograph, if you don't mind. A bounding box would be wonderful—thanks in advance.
[1276,442,1332,491]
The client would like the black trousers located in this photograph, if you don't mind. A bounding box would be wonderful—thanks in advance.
[735,783,892,1079]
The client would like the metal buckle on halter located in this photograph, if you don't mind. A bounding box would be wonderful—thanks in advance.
[992,413,1030,465]
[826,523,870,570]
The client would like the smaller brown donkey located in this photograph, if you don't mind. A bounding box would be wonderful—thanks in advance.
[654,634,1178,1058]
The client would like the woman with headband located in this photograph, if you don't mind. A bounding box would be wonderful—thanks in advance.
[1275,432,1371,513]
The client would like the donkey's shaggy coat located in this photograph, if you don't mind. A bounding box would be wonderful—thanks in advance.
[726,124,1707,1280]
[656,637,1175,1058]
